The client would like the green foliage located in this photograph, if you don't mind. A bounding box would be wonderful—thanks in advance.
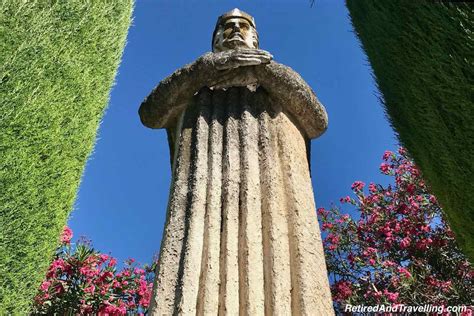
[346,1,473,261]
[0,1,133,313]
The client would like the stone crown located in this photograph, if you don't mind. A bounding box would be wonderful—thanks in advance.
[215,8,256,29]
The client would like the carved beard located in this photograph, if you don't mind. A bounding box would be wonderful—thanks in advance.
[212,26,259,52]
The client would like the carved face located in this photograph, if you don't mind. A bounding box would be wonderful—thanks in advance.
[213,17,258,52]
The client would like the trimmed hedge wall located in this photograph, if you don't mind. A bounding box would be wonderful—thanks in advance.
[0,1,133,313]
[346,1,473,261]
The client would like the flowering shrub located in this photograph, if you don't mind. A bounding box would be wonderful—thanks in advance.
[319,148,473,312]
[32,228,155,315]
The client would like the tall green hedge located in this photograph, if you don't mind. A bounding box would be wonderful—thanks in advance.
[0,1,133,313]
[346,1,473,261]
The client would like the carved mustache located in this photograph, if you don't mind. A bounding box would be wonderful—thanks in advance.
[227,32,245,41]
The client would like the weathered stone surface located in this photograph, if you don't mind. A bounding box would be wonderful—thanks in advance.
[140,8,333,316]
[142,87,333,315]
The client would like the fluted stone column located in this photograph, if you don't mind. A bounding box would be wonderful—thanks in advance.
[139,9,334,316]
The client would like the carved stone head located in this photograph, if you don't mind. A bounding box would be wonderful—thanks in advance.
[212,8,259,52]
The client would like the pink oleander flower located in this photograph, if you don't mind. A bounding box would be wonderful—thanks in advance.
[383,260,396,267]
[461,309,472,316]
[368,183,378,193]
[384,289,399,303]
[409,200,419,210]
[397,267,412,278]
[416,238,433,250]
[400,237,411,249]
[60,226,73,244]
[317,207,328,216]
[54,283,65,295]
[382,150,393,161]
[406,183,415,194]
[351,181,365,191]
[379,224,391,236]
[134,267,145,275]
[339,196,351,203]
[48,258,65,274]
[420,225,430,232]
[327,244,337,251]
[364,290,382,300]
[363,247,377,257]
[80,265,98,278]
[393,222,401,232]
[398,147,407,155]
[380,162,391,174]
[108,257,117,267]
[138,279,149,296]
[40,281,51,292]
[322,222,334,230]
[326,233,340,246]
[332,280,353,301]
[99,254,109,263]
[348,253,356,264]
[84,285,95,294]
[440,280,452,293]
[335,214,350,224]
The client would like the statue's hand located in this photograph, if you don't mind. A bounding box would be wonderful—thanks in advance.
[208,67,259,90]
[213,49,273,70]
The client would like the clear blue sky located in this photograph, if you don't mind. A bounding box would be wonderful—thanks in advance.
[69,0,398,267]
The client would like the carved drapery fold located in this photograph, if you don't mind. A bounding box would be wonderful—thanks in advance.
[148,87,333,315]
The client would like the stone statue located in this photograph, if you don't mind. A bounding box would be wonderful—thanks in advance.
[139,8,334,315]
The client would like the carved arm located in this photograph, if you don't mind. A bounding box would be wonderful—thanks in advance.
[139,52,328,139]
[256,62,328,139]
